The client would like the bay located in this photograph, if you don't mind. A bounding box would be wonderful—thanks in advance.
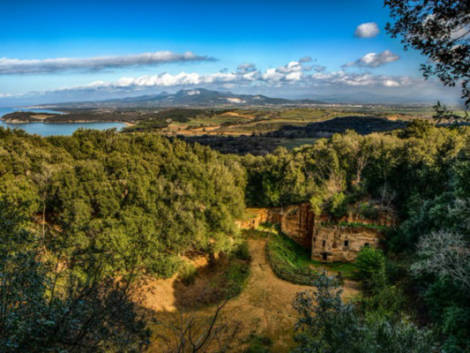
[0,107,126,137]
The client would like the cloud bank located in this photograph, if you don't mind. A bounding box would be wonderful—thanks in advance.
[48,58,416,93]
[0,51,215,75]
[354,22,380,38]
[343,50,400,68]
[0,57,462,106]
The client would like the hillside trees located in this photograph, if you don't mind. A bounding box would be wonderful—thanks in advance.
[0,128,247,351]
[243,124,470,351]
[292,273,433,353]
[0,180,149,353]
[0,128,246,279]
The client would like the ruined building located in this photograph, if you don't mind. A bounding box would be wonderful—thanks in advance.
[238,202,394,263]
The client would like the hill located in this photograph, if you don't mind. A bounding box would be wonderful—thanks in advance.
[35,88,325,109]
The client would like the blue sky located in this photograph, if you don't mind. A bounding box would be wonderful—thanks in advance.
[0,0,462,105]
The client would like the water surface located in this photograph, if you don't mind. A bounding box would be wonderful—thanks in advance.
[0,107,125,136]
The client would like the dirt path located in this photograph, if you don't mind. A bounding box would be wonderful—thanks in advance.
[219,238,312,352]
[137,238,359,352]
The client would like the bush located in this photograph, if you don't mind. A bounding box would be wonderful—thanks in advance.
[329,192,348,218]
[358,201,379,220]
[355,247,386,291]
[178,262,197,286]
[224,260,250,298]
[234,241,251,261]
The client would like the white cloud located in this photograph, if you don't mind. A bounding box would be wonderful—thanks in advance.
[2,56,459,105]
[354,22,380,38]
[0,51,215,74]
[65,62,412,91]
[383,79,400,87]
[343,50,400,68]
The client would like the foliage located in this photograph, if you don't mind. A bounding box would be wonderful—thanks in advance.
[0,128,248,352]
[234,240,252,261]
[385,0,470,107]
[411,231,470,290]
[178,261,198,286]
[0,128,246,279]
[292,273,434,353]
[328,192,348,218]
[266,232,317,285]
[355,247,387,291]
[223,256,251,299]
[433,101,465,123]
[0,202,149,353]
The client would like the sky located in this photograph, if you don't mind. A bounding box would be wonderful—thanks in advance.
[0,0,463,106]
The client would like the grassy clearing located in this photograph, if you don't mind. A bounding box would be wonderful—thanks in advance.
[265,229,358,284]
[310,260,357,280]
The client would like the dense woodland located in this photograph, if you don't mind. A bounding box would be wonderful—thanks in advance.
[0,119,469,352]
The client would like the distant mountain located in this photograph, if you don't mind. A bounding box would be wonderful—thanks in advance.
[37,88,325,109]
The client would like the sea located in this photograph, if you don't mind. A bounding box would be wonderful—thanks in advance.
[0,107,126,137]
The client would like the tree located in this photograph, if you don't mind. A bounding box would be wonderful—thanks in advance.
[0,200,149,353]
[411,230,470,290]
[355,247,387,291]
[432,101,465,123]
[292,273,434,353]
[385,0,470,107]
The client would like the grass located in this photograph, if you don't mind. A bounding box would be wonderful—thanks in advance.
[265,230,359,284]
[337,221,390,231]
[310,260,357,280]
[221,240,252,299]
[266,231,318,285]
[178,261,197,286]
[244,334,273,353]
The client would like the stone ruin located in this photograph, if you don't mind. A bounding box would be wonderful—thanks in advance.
[238,202,395,263]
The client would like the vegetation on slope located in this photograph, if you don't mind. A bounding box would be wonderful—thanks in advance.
[266,230,318,285]
[1,117,470,352]
[0,128,247,352]
[244,121,470,352]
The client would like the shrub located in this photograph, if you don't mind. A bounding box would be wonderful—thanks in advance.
[329,192,348,218]
[224,260,250,298]
[358,201,379,220]
[355,247,386,291]
[234,241,251,261]
[178,262,197,286]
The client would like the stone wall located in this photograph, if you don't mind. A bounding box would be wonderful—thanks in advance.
[311,224,381,262]
[238,201,391,263]
[279,204,314,249]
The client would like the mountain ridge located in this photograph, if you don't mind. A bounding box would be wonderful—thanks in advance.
[34,88,326,109]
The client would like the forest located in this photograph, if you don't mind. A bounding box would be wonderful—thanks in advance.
[0,118,469,352]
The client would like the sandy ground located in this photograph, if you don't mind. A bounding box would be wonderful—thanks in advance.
[132,238,359,353]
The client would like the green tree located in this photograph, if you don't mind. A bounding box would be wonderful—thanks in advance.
[355,247,386,291]
[292,273,433,353]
